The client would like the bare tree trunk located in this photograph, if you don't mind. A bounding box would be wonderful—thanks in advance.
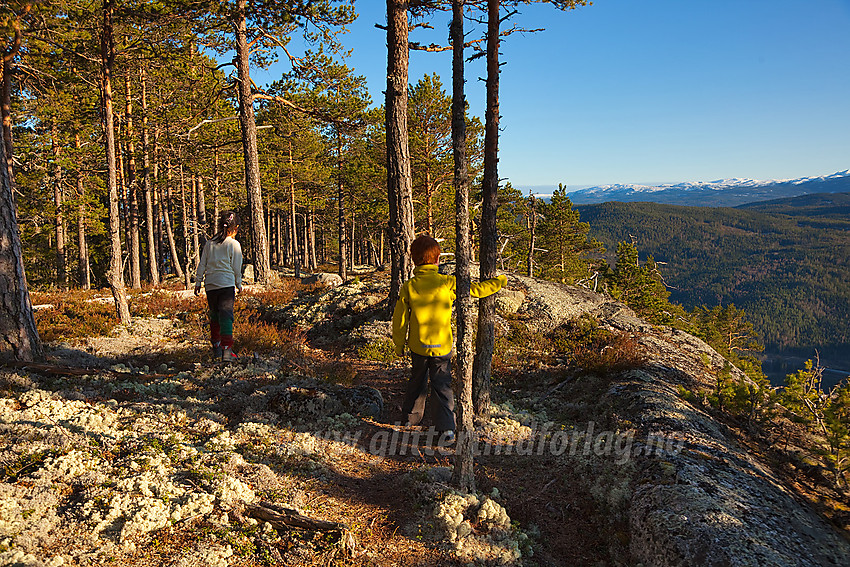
[100,0,130,323]
[425,168,433,235]
[1,20,20,192]
[233,0,270,284]
[153,129,165,276]
[50,125,68,289]
[74,133,91,290]
[124,73,141,288]
[197,175,207,238]
[191,175,200,265]
[287,137,301,276]
[140,68,159,285]
[213,152,220,233]
[386,0,415,309]
[336,128,347,281]
[450,0,475,493]
[163,162,184,280]
[0,85,42,361]
[308,206,318,270]
[527,195,536,277]
[180,164,191,288]
[473,0,501,420]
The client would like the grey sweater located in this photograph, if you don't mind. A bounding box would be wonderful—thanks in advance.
[195,237,243,291]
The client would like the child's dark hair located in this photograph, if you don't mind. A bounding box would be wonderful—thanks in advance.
[212,211,240,244]
[411,235,440,265]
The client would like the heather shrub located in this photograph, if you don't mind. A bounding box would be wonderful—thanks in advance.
[357,338,402,363]
[33,295,117,341]
[549,315,646,375]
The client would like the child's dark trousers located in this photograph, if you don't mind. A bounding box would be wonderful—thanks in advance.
[402,352,455,432]
[206,286,235,348]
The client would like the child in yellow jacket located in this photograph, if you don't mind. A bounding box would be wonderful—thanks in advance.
[392,235,507,438]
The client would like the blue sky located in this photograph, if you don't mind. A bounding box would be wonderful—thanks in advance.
[254,0,850,190]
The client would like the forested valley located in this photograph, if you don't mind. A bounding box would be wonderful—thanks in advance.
[578,194,850,381]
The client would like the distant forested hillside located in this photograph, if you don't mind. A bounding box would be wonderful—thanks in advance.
[577,195,850,363]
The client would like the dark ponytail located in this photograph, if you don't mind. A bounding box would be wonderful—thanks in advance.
[212,211,240,244]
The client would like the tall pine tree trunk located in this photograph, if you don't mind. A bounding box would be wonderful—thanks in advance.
[124,74,141,288]
[385,0,415,308]
[191,175,200,265]
[233,0,270,284]
[140,68,158,285]
[527,195,536,277]
[473,0,501,420]
[75,133,90,290]
[50,124,67,289]
[336,128,347,281]
[1,19,20,192]
[180,165,191,288]
[162,163,183,280]
[451,0,475,493]
[100,0,130,323]
[213,151,220,233]
[0,70,41,361]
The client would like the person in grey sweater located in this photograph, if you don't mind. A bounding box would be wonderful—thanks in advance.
[194,211,243,361]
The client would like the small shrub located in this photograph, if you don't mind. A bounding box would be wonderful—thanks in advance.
[34,296,117,341]
[234,307,305,358]
[550,315,646,375]
[357,338,402,363]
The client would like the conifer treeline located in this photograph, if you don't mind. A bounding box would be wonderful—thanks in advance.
[8,3,607,293]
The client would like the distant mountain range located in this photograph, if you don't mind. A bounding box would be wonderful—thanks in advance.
[542,170,850,207]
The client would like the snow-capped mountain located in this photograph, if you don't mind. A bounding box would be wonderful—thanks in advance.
[556,170,850,207]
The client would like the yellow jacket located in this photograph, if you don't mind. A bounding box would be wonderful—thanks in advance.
[392,264,508,357]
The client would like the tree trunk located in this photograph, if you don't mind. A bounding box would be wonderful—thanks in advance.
[308,206,318,270]
[140,68,159,285]
[163,163,184,280]
[75,133,91,290]
[124,73,141,288]
[180,165,191,288]
[191,175,200,265]
[233,0,270,284]
[100,0,130,323]
[213,151,220,234]
[450,0,475,493]
[153,129,165,276]
[386,0,415,309]
[473,0,501,420]
[287,138,301,276]
[197,174,207,238]
[0,84,42,361]
[336,128,347,281]
[527,195,536,277]
[50,125,67,290]
[1,23,20,192]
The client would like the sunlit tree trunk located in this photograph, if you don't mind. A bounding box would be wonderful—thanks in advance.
[233,0,270,283]
[140,68,159,285]
[451,0,475,493]
[163,162,183,280]
[74,133,90,290]
[124,74,141,288]
[50,124,68,289]
[0,68,41,361]
[386,0,415,308]
[473,0,501,420]
[100,0,130,323]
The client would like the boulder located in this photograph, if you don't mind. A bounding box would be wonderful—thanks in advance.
[301,273,344,288]
[495,288,525,314]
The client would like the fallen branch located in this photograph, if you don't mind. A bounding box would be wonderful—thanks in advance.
[243,500,356,555]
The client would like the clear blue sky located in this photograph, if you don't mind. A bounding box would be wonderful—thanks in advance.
[255,0,850,190]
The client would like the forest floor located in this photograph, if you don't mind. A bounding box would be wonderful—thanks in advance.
[4,272,849,567]
[1,275,620,567]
